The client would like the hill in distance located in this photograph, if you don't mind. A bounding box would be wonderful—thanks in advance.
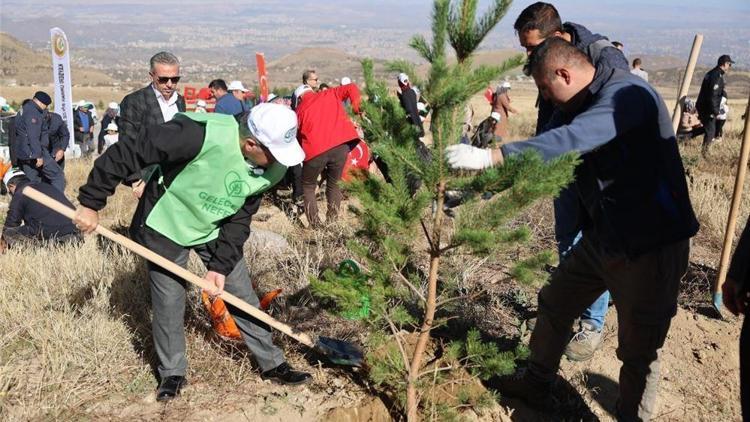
[0,32,115,87]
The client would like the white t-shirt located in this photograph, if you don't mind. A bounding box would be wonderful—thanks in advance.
[104,133,119,149]
[151,84,179,122]
[630,68,649,82]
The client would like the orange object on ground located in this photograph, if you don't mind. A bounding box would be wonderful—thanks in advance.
[201,288,283,340]
[260,288,282,310]
[201,291,242,340]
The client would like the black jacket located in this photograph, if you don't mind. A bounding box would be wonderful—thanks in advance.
[729,215,750,295]
[98,112,120,146]
[3,180,78,239]
[119,84,186,145]
[46,112,70,153]
[398,87,424,137]
[696,66,726,119]
[78,115,260,275]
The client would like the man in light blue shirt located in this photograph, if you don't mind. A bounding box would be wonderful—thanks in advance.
[209,79,244,117]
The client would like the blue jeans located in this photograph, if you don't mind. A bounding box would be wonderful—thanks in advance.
[554,186,609,331]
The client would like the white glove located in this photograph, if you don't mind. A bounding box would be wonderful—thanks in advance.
[445,144,494,170]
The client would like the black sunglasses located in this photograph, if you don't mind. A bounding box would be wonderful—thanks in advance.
[156,76,181,84]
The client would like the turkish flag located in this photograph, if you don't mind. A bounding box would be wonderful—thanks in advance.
[342,140,370,182]
[256,52,269,102]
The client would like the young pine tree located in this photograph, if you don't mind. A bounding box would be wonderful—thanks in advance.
[312,0,578,419]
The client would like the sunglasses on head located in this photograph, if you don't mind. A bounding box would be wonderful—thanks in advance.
[155,76,181,84]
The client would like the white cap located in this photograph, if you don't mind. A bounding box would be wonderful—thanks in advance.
[0,97,6,107]
[294,84,313,99]
[246,103,305,167]
[501,81,511,89]
[77,99,88,108]
[341,77,351,85]
[196,99,207,107]
[227,80,249,92]
[417,102,427,112]
[108,102,119,110]
[397,73,409,85]
[490,112,501,122]
[105,122,118,132]
[3,167,25,187]
[266,93,278,102]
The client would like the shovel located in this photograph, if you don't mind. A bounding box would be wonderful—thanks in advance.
[23,186,364,367]
[713,93,750,317]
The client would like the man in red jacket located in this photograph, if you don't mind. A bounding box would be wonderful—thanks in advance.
[294,83,361,227]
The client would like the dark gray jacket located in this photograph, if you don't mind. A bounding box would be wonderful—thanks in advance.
[46,112,70,153]
[536,22,630,134]
[502,67,699,256]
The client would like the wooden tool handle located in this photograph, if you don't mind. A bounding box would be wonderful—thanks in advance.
[716,95,750,295]
[671,34,703,134]
[22,187,315,347]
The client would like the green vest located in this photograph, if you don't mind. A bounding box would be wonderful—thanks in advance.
[146,112,286,246]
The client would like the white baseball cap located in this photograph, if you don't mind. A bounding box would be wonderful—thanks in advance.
[0,97,7,107]
[341,77,351,85]
[501,81,511,89]
[227,80,249,92]
[397,73,409,84]
[490,112,501,122]
[246,103,305,167]
[3,167,25,187]
[108,102,119,110]
[77,100,88,108]
[196,99,207,107]
[105,122,118,132]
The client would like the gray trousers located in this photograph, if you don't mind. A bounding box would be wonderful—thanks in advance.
[527,235,689,421]
[148,244,286,379]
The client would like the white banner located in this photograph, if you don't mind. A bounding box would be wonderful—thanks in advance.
[50,27,77,156]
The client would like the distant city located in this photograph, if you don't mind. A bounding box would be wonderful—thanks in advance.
[1,0,748,85]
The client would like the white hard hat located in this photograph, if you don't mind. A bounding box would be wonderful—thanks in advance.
[341,77,351,85]
[105,122,118,132]
[108,102,119,110]
[246,103,305,167]
[397,73,409,84]
[3,167,25,187]
[227,80,249,92]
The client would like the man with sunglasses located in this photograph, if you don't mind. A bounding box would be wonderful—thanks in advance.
[73,103,312,401]
[513,2,629,362]
[118,51,186,197]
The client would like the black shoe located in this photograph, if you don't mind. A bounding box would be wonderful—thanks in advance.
[156,376,187,402]
[261,362,312,386]
[487,368,555,411]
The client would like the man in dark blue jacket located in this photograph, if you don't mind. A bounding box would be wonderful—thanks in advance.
[0,168,80,252]
[46,111,70,172]
[14,92,65,192]
[513,1,630,361]
[446,38,698,421]
[696,54,733,154]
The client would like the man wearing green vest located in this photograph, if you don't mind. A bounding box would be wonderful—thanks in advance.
[74,103,311,401]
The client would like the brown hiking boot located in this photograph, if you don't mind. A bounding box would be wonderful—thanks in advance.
[564,321,603,362]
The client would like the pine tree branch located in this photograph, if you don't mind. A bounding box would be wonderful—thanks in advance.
[417,365,454,379]
[420,218,436,251]
[391,260,427,303]
[436,289,484,308]
[384,311,411,373]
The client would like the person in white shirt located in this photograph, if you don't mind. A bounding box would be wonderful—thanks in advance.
[630,58,649,82]
[102,122,119,150]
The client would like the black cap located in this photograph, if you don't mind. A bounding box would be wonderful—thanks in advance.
[718,55,735,66]
[33,91,51,106]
